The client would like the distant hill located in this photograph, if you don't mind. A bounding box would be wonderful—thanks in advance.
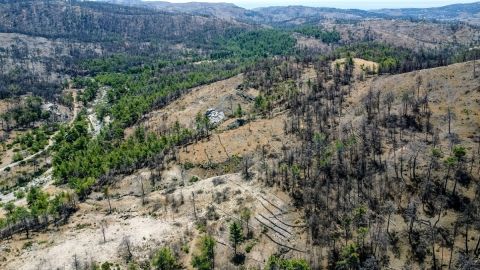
[253,5,389,25]
[0,0,251,99]
[0,0,247,43]
[373,2,480,23]
[92,0,265,22]
[143,1,267,23]
[94,1,389,25]
[92,1,480,25]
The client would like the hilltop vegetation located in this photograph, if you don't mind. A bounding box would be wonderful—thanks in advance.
[375,2,480,23]
[98,0,480,25]
[0,0,245,43]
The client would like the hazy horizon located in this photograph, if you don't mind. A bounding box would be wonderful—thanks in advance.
[144,0,479,9]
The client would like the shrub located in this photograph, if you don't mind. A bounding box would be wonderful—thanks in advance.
[13,152,23,162]
[265,255,310,270]
[151,247,181,270]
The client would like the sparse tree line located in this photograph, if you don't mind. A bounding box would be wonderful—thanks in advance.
[332,41,478,74]
[0,187,76,240]
[0,96,51,131]
[62,217,310,270]
[0,67,62,100]
[0,1,479,268]
[51,58,250,200]
[0,0,241,45]
[292,26,342,44]
[11,123,57,155]
[42,51,480,269]
[244,56,479,268]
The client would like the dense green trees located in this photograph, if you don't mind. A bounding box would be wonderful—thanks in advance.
[334,41,471,74]
[151,247,181,270]
[53,63,241,199]
[229,221,244,257]
[0,96,50,129]
[52,58,249,198]
[0,188,76,239]
[192,235,216,270]
[212,29,297,59]
[81,55,171,75]
[76,79,100,105]
[265,256,310,270]
[93,60,245,128]
[52,117,193,198]
[12,125,56,154]
[293,26,341,44]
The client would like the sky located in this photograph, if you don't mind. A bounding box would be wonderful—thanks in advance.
[149,0,480,9]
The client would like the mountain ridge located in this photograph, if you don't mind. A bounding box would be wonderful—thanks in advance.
[93,0,480,24]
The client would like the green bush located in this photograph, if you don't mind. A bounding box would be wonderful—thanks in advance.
[294,26,341,43]
[12,152,23,162]
[190,176,199,183]
[151,247,181,270]
[192,235,216,270]
[265,255,310,270]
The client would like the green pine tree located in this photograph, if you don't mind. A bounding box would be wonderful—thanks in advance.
[229,221,244,256]
[151,247,180,270]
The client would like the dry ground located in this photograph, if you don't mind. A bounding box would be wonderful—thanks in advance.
[346,60,480,146]
[0,72,304,269]
[342,60,480,269]
[179,113,289,164]
[294,33,331,52]
[1,61,478,269]
[344,61,480,201]
[127,74,258,136]
[333,58,379,77]
[0,171,305,270]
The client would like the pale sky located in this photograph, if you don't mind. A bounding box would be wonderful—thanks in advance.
[148,0,479,9]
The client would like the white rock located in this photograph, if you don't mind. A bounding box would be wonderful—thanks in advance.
[205,108,225,125]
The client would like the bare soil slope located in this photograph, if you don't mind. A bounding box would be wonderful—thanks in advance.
[1,61,478,269]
